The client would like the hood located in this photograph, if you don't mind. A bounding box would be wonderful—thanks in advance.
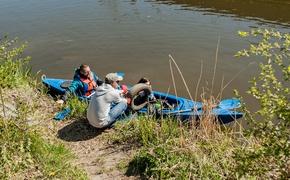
[73,68,87,80]
[95,83,115,97]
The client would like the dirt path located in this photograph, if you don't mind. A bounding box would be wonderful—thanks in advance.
[3,87,139,180]
[52,119,139,180]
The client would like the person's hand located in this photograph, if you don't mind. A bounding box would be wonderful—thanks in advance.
[88,72,94,81]
[56,99,64,104]
[120,85,128,94]
[125,97,131,105]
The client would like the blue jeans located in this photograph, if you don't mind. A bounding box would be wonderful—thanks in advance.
[107,100,128,128]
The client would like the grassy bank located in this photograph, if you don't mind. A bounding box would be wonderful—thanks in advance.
[0,34,88,179]
[1,29,289,179]
[100,29,290,179]
[107,115,242,179]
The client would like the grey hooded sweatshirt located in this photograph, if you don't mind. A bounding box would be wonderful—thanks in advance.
[87,83,125,128]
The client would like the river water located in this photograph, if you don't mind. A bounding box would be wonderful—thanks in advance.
[1,0,289,125]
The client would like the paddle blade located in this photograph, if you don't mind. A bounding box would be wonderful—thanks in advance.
[217,98,241,110]
[117,72,125,77]
[54,108,71,120]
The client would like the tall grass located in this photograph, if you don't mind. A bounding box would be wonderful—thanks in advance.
[104,43,247,179]
[109,108,242,179]
[106,52,245,178]
[105,30,290,179]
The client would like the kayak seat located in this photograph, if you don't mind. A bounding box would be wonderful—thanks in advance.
[60,81,72,89]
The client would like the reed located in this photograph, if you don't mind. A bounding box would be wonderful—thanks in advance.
[105,29,290,179]
[108,113,241,179]
[105,41,245,179]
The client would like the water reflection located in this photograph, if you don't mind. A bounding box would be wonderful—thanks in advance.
[155,0,290,28]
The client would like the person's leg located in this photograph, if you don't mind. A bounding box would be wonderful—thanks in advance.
[107,100,127,128]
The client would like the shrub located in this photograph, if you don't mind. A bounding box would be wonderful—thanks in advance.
[0,33,31,88]
[233,29,290,179]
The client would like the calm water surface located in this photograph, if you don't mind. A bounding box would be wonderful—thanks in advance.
[1,0,289,125]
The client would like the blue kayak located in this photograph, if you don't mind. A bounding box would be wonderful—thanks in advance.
[42,75,243,124]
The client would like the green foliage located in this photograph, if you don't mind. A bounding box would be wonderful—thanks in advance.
[0,116,88,179]
[0,33,31,88]
[62,95,89,119]
[0,34,88,179]
[110,117,239,179]
[29,134,88,179]
[0,118,34,178]
[233,29,290,179]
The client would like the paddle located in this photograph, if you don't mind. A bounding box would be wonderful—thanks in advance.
[54,72,125,120]
[117,72,125,77]
[54,108,71,120]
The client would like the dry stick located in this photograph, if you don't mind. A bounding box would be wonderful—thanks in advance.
[214,55,253,132]
[169,55,196,120]
[220,75,224,101]
[216,62,255,100]
[195,60,203,102]
[160,86,172,120]
[168,56,177,99]
[168,55,203,122]
[217,63,251,135]
[0,88,10,146]
[0,88,6,119]
[219,74,231,130]
[210,36,220,97]
[168,55,194,102]
[168,57,179,117]
[202,36,220,140]
[169,55,205,126]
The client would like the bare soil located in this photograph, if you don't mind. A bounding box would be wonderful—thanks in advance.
[2,87,140,180]
[52,118,139,180]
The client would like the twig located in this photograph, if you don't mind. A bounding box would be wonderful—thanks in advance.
[216,62,254,100]
[195,60,203,102]
[220,74,224,101]
[211,36,220,96]
[168,55,194,102]
[169,58,179,117]
[0,88,10,146]
[0,88,6,119]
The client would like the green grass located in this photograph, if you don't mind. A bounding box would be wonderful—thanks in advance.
[0,114,88,179]
[106,116,242,179]
[0,34,88,179]
[2,29,289,179]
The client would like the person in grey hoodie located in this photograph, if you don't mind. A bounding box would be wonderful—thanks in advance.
[86,72,131,128]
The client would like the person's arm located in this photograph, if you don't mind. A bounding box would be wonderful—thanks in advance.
[108,89,129,105]
[96,79,103,86]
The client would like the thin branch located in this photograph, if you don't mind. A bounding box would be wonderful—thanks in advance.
[169,55,194,102]
[216,62,255,100]
[195,60,203,102]
[211,36,220,96]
